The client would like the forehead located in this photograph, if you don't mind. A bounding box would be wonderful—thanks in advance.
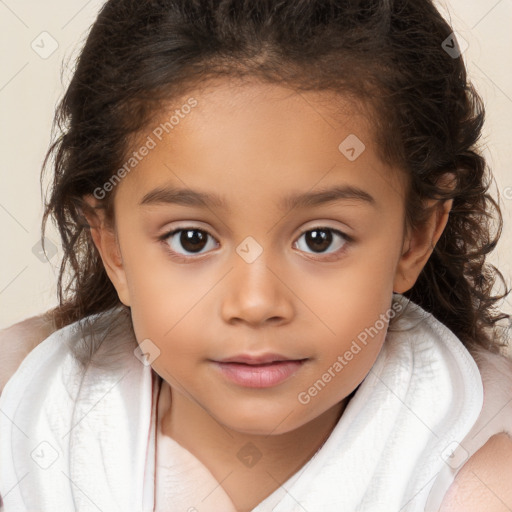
[172,77,372,136]
[117,78,405,212]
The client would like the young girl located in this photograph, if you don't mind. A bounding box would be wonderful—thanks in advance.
[1,1,512,511]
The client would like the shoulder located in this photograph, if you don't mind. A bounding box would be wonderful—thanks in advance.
[0,313,57,394]
[439,432,512,511]
[439,346,512,512]
[469,347,512,439]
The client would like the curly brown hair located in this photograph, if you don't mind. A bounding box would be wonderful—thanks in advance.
[41,0,510,354]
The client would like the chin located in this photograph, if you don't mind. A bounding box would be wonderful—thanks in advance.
[213,408,306,437]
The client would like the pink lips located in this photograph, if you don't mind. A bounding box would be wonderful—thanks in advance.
[212,353,308,388]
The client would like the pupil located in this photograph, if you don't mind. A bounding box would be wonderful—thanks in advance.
[181,230,207,252]
[306,229,332,252]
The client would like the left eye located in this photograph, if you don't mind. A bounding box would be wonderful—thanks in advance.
[293,227,348,255]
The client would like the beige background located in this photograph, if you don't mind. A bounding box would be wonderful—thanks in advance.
[1,1,511,331]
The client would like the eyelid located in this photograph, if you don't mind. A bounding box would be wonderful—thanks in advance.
[294,221,353,241]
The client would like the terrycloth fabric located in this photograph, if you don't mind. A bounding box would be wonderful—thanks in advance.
[0,309,157,512]
[0,297,509,511]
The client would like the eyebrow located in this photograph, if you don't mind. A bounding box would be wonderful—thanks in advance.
[139,184,375,210]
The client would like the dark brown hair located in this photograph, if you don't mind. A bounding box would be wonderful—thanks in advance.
[41,0,510,354]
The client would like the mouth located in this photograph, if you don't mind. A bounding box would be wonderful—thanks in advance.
[211,356,309,388]
[215,352,306,365]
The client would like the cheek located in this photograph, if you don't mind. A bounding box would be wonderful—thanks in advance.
[123,259,217,370]
[292,235,400,383]
[294,237,400,339]
[119,234,199,332]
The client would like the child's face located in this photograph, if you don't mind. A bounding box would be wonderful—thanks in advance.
[96,79,424,435]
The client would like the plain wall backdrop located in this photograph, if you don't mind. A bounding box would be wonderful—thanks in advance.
[1,1,511,333]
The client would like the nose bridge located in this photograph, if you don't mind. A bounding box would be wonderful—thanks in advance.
[220,237,294,326]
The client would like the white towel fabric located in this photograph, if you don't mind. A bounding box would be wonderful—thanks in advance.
[0,296,508,511]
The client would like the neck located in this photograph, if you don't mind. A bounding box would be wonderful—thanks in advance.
[159,381,349,510]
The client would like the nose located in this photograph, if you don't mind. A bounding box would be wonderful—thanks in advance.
[220,254,294,328]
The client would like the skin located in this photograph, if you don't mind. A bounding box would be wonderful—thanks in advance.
[439,432,512,512]
[84,78,453,511]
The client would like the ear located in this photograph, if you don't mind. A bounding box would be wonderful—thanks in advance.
[393,176,455,294]
[82,194,131,307]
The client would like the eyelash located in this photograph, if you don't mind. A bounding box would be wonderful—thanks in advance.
[158,225,352,263]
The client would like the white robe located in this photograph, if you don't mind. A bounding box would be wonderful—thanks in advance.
[1,296,511,511]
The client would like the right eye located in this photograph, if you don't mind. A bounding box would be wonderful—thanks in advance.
[161,228,219,258]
